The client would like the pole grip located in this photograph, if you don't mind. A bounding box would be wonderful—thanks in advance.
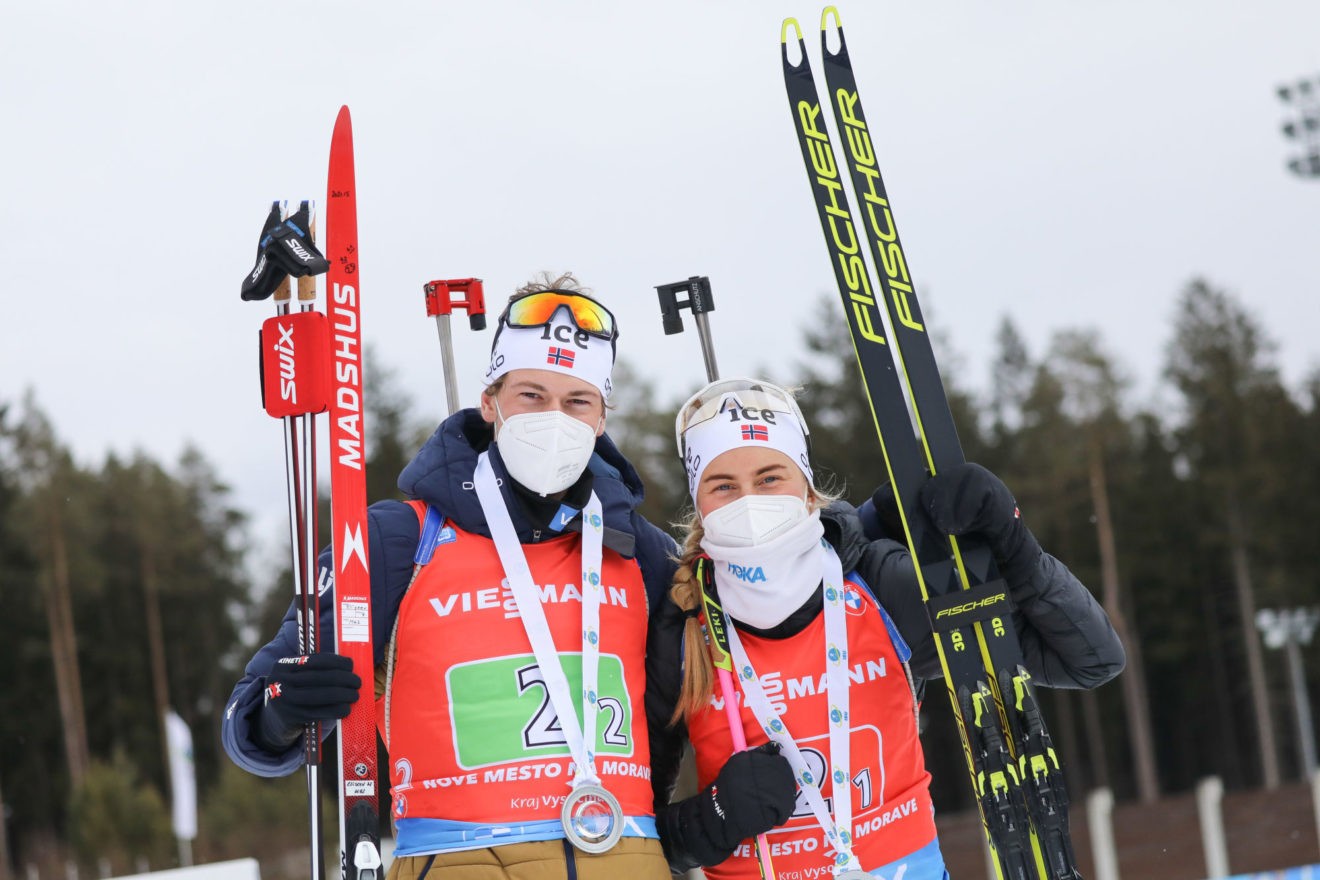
[423,278,488,415]
[424,278,487,330]
[656,287,684,335]
[655,275,716,335]
[656,276,719,378]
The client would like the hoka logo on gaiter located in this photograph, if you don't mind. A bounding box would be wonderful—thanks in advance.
[727,563,766,584]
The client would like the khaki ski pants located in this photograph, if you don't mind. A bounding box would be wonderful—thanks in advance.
[385,838,671,880]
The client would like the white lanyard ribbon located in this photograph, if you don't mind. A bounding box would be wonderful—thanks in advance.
[723,540,863,876]
[474,452,605,788]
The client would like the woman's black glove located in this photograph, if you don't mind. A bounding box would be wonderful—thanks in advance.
[254,653,361,752]
[658,742,797,868]
[921,462,1042,590]
[862,480,905,541]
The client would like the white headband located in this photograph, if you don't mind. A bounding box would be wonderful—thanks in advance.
[482,309,615,398]
[678,381,813,500]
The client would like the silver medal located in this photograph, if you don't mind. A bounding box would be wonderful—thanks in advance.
[561,783,624,854]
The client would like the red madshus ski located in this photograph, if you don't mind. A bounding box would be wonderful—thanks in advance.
[326,105,382,880]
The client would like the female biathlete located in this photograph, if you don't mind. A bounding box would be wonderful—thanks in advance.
[647,378,1126,880]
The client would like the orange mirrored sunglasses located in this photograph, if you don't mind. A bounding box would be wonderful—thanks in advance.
[503,290,616,339]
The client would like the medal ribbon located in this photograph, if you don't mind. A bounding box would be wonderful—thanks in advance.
[723,540,863,876]
[474,452,605,788]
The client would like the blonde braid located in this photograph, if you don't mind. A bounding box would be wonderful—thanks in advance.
[668,513,716,727]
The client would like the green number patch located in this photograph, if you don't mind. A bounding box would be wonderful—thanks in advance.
[447,653,633,769]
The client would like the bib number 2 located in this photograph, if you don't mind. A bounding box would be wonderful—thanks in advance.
[517,664,629,750]
[447,653,634,768]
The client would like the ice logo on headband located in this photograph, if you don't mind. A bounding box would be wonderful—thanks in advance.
[683,398,783,487]
[485,308,614,397]
[717,401,780,429]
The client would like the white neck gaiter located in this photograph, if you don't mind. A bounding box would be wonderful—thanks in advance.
[494,401,598,495]
[701,506,826,630]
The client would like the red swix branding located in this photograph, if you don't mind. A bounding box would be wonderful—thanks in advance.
[275,323,299,404]
[260,311,330,418]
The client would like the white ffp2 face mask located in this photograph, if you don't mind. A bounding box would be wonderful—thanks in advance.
[700,493,810,548]
[700,504,826,630]
[494,405,599,495]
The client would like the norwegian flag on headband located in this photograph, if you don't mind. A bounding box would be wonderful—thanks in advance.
[741,424,769,441]
[546,346,576,367]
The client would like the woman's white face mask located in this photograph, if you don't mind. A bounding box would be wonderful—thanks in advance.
[700,493,810,547]
[700,492,824,630]
[494,401,599,495]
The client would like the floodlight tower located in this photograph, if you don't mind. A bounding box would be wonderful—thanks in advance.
[1278,75,1320,178]
[1256,607,1320,778]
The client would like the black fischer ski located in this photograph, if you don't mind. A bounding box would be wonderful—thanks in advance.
[781,8,1080,879]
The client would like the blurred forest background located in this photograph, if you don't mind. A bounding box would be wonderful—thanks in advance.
[2,278,1319,879]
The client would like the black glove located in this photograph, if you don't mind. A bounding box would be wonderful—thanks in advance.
[863,480,905,541]
[658,743,797,868]
[254,653,361,752]
[704,742,797,849]
[921,462,1041,589]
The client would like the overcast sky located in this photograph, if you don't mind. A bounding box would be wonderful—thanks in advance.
[4,1,1319,569]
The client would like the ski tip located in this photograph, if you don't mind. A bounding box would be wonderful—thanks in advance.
[821,6,847,57]
[334,105,353,137]
[780,16,802,45]
[331,105,355,155]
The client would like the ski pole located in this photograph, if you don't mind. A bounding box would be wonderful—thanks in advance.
[656,276,777,880]
[294,203,325,880]
[422,278,487,415]
[241,199,332,880]
[697,561,778,880]
[294,200,323,713]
